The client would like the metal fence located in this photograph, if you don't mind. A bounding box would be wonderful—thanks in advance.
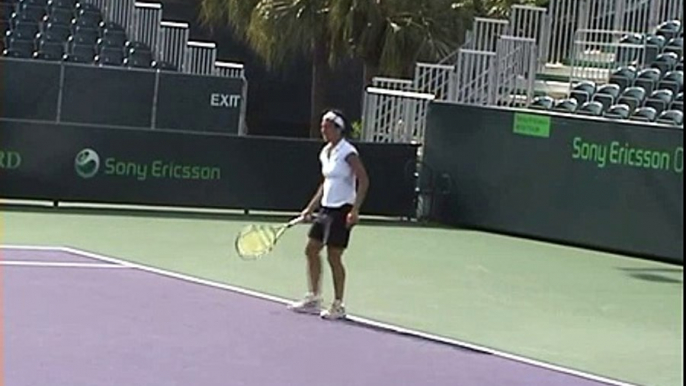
[362,87,435,144]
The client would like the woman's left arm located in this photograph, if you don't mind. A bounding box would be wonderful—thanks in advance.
[346,153,370,226]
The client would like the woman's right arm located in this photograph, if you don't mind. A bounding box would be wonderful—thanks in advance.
[302,180,324,219]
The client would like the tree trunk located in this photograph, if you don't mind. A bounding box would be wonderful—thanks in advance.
[310,38,330,138]
[363,61,380,89]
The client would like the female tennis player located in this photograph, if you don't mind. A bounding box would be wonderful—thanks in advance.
[288,109,370,320]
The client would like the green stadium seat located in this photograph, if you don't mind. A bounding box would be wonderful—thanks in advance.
[656,20,682,41]
[658,70,683,94]
[592,84,621,112]
[2,35,33,57]
[635,68,662,95]
[94,46,124,66]
[47,0,75,9]
[663,37,683,58]
[603,104,632,120]
[609,66,638,91]
[152,60,177,72]
[70,25,98,43]
[570,80,597,105]
[43,7,72,26]
[63,42,94,63]
[618,86,647,112]
[630,106,658,122]
[124,46,153,68]
[576,101,604,117]
[671,92,683,111]
[651,52,680,74]
[645,34,667,64]
[645,89,675,115]
[552,98,578,113]
[36,21,70,42]
[33,37,63,60]
[656,109,683,127]
[529,95,555,111]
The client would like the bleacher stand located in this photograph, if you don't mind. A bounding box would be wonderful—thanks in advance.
[2,0,169,70]
[536,16,683,128]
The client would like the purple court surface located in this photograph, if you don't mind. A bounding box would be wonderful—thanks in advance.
[2,248,622,386]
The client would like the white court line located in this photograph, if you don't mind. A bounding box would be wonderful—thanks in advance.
[0,261,130,269]
[0,244,641,386]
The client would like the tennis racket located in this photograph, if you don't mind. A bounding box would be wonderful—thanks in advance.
[234,215,308,260]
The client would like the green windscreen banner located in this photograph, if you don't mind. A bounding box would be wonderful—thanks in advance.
[424,102,683,263]
[0,120,418,217]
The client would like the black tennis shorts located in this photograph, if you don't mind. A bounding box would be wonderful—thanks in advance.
[308,204,354,249]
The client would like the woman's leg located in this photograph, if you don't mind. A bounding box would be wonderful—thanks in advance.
[288,237,324,314]
[326,246,346,302]
[321,246,347,320]
[306,238,324,295]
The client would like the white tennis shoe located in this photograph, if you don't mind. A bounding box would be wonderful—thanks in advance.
[287,293,322,315]
[320,300,346,320]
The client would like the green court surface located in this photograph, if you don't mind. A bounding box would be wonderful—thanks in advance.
[1,204,682,386]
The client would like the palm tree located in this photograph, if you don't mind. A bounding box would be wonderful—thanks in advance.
[329,0,471,85]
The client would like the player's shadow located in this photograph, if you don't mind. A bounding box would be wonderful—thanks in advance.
[618,267,683,284]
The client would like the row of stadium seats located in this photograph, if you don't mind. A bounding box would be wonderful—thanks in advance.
[569,74,683,112]
[530,93,683,126]
[1,0,177,70]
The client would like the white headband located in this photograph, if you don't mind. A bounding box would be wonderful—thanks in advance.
[322,111,345,130]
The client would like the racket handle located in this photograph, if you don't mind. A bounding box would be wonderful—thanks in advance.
[288,215,307,227]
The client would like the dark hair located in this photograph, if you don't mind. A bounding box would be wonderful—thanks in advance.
[322,108,351,136]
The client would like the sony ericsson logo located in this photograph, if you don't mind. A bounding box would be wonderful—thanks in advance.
[0,149,22,170]
[73,148,221,181]
[75,148,101,179]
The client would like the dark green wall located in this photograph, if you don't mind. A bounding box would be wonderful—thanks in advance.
[0,120,417,217]
[424,102,683,264]
[0,57,244,134]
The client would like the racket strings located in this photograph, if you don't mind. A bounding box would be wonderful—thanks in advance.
[236,225,279,258]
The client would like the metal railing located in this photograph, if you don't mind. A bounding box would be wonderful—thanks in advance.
[569,29,647,85]
[84,0,135,37]
[133,2,163,58]
[469,17,510,52]
[413,63,456,101]
[159,21,190,71]
[493,36,538,108]
[454,49,497,105]
[510,5,550,71]
[547,0,683,65]
[185,41,217,76]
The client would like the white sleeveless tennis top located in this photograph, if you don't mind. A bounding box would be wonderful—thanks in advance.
[320,139,358,208]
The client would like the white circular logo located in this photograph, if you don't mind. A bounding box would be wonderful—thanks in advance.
[75,148,100,179]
